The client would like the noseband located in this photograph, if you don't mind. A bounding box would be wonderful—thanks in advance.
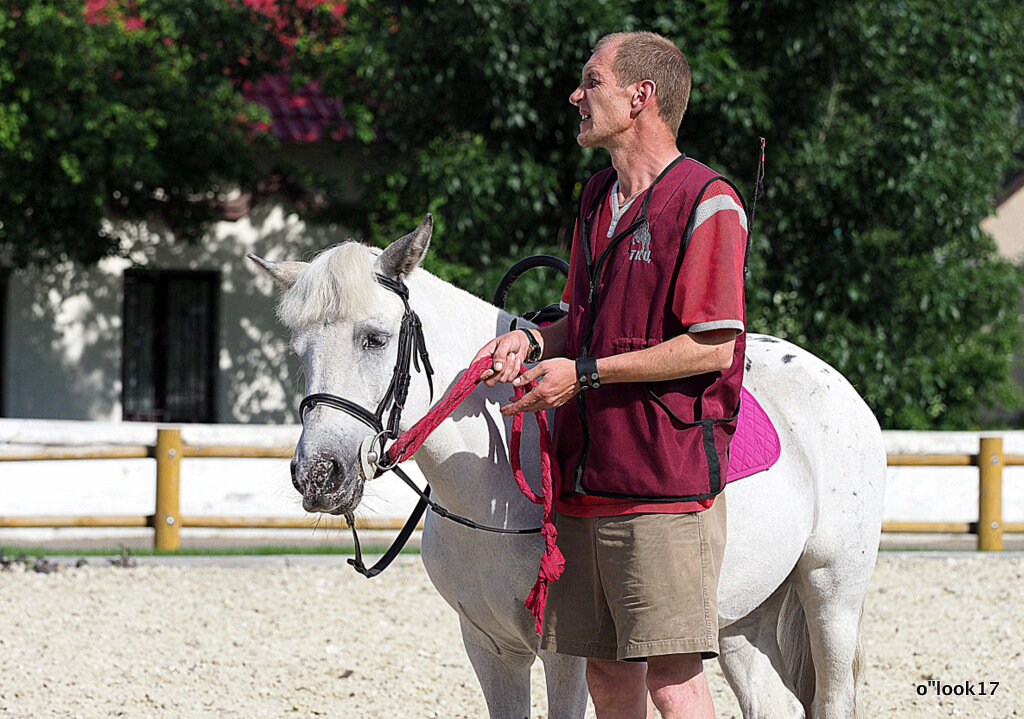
[298,273,434,473]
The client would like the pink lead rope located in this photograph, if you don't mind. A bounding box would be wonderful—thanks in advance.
[382,355,564,635]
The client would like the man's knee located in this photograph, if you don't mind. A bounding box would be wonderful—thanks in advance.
[586,657,645,702]
[645,653,706,704]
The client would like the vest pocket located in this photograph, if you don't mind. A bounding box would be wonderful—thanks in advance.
[611,336,663,353]
[646,383,734,496]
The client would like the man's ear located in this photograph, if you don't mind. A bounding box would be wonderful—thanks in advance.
[632,80,657,115]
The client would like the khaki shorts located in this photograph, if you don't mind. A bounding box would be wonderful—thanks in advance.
[540,494,727,661]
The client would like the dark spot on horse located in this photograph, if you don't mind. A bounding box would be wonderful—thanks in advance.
[753,336,779,343]
[782,354,796,363]
[745,358,752,372]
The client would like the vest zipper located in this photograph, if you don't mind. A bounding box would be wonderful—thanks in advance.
[571,155,687,495]
[574,216,641,493]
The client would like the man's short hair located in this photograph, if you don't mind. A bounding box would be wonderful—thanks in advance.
[594,32,691,137]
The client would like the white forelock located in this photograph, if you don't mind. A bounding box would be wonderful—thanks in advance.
[276,242,383,329]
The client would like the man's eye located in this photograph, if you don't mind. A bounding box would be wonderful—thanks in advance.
[362,333,389,350]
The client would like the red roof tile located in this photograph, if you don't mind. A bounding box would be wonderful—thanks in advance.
[243,75,350,142]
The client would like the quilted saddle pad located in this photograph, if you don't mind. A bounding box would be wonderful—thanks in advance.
[726,387,781,483]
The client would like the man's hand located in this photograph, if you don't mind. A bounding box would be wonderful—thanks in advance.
[471,330,531,387]
[500,358,580,416]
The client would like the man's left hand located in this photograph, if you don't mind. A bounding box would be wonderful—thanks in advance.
[500,358,580,416]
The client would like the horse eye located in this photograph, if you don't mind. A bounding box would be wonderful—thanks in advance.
[362,332,389,350]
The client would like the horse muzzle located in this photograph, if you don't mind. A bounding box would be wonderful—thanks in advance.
[291,450,364,515]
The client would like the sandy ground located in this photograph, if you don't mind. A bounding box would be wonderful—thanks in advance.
[1,553,1022,718]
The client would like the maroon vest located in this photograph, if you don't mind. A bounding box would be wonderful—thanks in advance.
[553,156,746,501]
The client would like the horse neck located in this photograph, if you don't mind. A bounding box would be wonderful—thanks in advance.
[405,268,510,384]
[399,269,542,519]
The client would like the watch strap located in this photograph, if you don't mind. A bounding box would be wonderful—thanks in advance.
[518,328,542,363]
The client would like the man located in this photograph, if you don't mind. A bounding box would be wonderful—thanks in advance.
[472,31,747,718]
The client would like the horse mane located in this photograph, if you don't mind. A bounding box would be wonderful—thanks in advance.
[277,242,384,329]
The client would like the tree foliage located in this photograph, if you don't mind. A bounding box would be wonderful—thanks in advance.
[1,0,1022,428]
[315,0,769,300]
[0,0,338,266]
[731,0,1024,427]
[320,0,1024,428]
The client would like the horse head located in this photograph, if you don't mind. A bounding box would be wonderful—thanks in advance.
[249,215,433,516]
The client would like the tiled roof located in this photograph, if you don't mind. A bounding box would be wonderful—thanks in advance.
[243,75,350,143]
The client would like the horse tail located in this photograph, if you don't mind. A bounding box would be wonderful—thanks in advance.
[777,586,815,715]
[851,606,865,719]
[777,589,866,718]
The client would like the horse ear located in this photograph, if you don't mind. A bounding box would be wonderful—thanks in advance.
[375,214,432,280]
[247,254,307,289]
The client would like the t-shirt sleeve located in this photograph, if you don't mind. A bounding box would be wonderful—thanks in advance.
[672,179,747,334]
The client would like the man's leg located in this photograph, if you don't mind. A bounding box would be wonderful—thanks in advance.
[646,653,714,718]
[585,658,652,719]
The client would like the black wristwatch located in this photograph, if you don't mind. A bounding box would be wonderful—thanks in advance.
[576,356,600,391]
[518,328,543,363]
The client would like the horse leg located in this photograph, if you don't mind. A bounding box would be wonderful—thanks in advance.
[718,587,806,719]
[459,618,533,719]
[793,557,871,719]
[538,648,588,718]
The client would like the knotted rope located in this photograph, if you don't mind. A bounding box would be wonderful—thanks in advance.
[382,355,564,635]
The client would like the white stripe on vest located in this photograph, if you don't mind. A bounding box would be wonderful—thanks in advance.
[693,192,748,234]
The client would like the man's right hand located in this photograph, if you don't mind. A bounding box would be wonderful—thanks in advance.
[472,330,533,387]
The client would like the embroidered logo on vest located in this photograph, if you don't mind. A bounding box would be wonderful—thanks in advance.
[629,220,652,263]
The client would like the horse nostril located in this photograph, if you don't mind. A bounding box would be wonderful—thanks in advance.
[290,458,301,491]
[323,455,343,493]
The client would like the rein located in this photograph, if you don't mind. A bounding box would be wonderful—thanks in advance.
[297,274,563,634]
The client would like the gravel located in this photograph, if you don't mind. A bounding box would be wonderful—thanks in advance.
[1,553,1021,718]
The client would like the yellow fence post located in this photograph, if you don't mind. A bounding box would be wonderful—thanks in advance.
[154,427,182,551]
[977,436,1004,552]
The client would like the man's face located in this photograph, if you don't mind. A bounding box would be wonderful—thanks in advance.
[569,44,634,148]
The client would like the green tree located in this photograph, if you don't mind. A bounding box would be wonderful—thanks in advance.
[319,0,1024,428]
[0,0,339,266]
[732,0,1024,427]
[2,0,1021,428]
[314,0,768,302]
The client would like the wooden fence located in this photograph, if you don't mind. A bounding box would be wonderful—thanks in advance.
[2,429,1021,551]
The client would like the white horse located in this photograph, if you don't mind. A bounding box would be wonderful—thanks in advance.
[250,215,886,719]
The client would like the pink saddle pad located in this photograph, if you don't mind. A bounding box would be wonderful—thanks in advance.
[726,388,781,483]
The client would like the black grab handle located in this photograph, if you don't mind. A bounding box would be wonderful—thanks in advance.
[492,254,570,312]
[493,255,570,327]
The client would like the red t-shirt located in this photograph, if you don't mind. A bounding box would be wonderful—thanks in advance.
[557,178,747,517]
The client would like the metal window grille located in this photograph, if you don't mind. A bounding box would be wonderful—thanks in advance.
[122,270,218,423]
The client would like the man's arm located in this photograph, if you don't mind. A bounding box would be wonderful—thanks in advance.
[595,328,735,383]
[500,329,735,417]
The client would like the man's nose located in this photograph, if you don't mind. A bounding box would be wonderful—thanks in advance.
[569,85,583,107]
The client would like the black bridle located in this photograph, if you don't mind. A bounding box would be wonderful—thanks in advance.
[297,273,539,579]
[299,274,434,471]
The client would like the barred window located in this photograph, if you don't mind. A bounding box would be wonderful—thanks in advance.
[122,270,218,423]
